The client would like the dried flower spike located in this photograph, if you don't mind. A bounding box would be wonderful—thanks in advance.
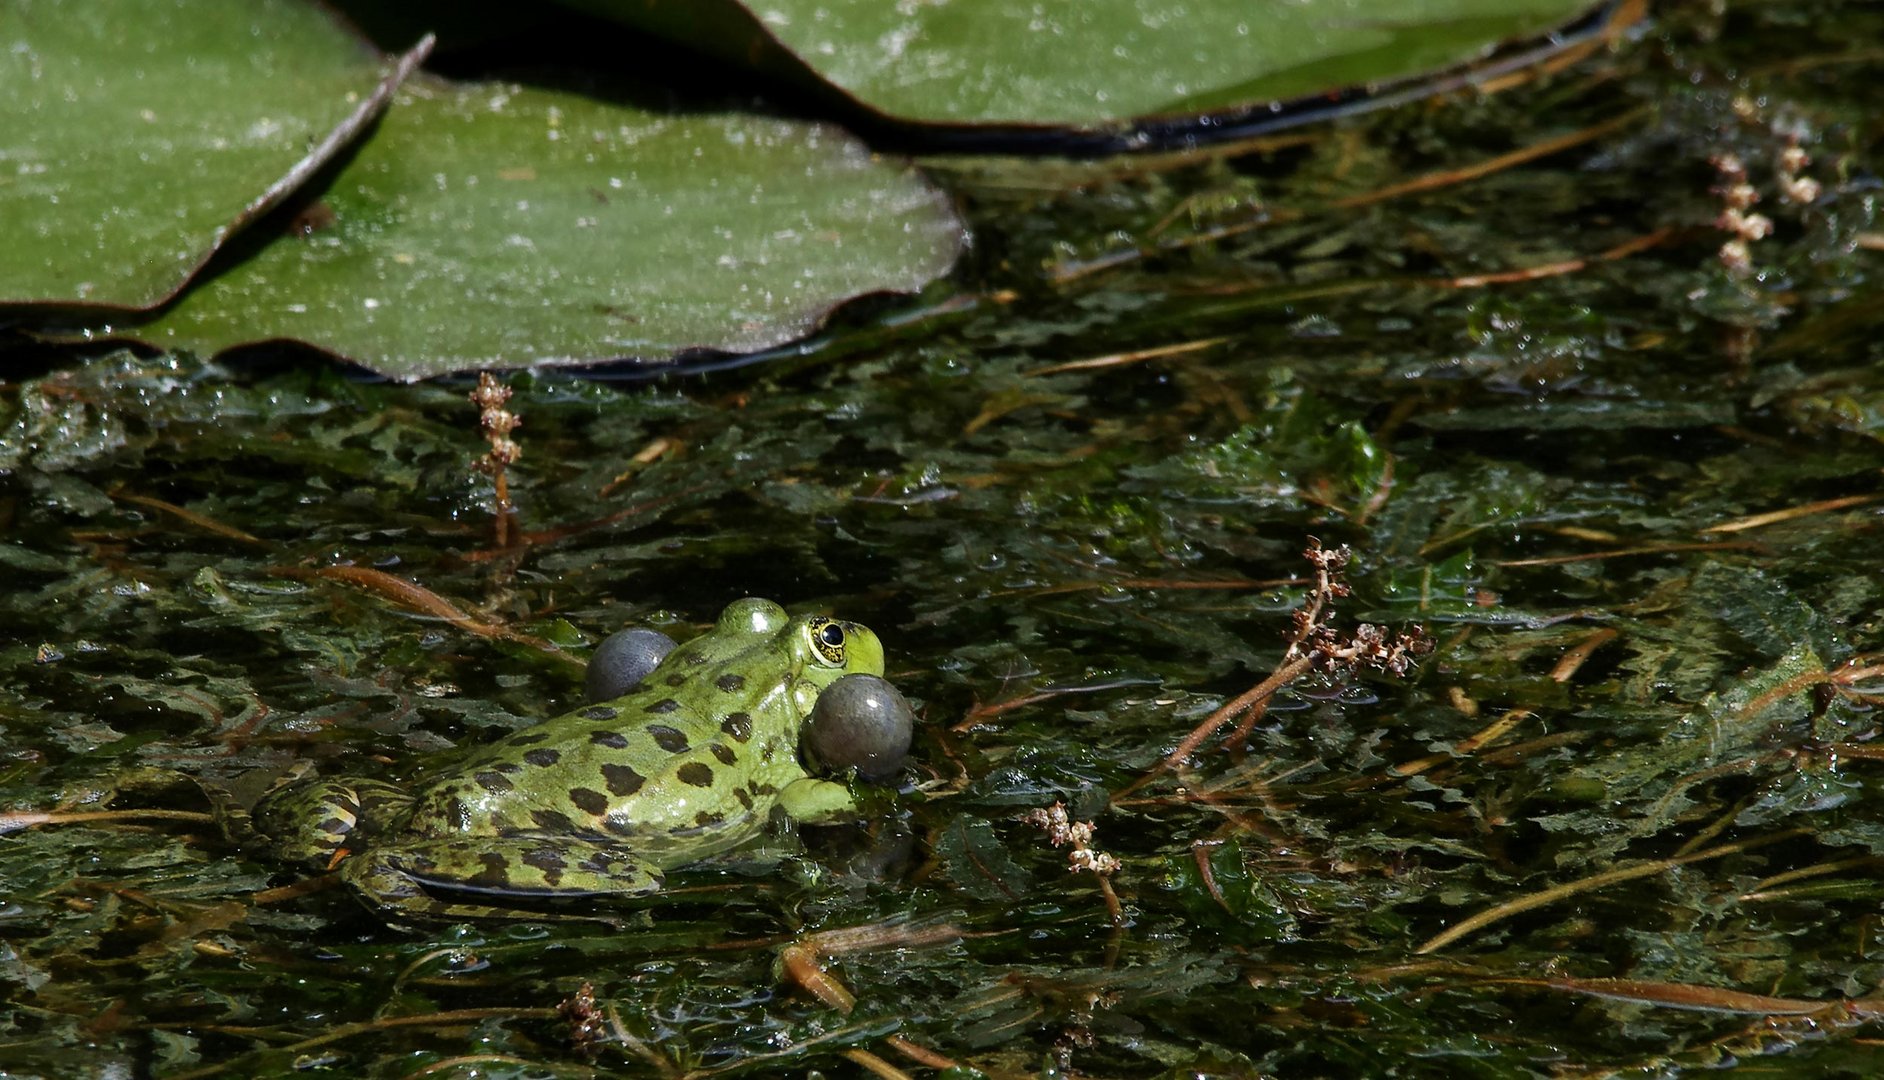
[1776,141,1821,205]
[1024,801,1122,876]
[470,372,521,547]
[558,981,606,1057]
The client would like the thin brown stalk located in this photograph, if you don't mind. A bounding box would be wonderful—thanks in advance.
[399,1055,536,1080]
[780,942,856,1013]
[249,874,342,905]
[1740,855,1884,900]
[1702,494,1883,533]
[1415,830,1806,954]
[1393,709,1532,777]
[1095,873,1124,927]
[1669,795,1764,859]
[994,576,1293,599]
[1493,540,1764,567]
[884,1036,961,1071]
[597,436,678,498]
[1331,111,1644,209]
[1425,227,1678,288]
[1192,841,1232,913]
[1023,336,1229,377]
[168,1009,561,1080]
[470,373,522,550]
[459,490,688,562]
[1115,655,1315,799]
[1350,453,1396,527]
[276,565,570,659]
[842,1049,916,1080]
[1474,730,1591,767]
[110,491,267,546]
[1528,975,1853,1017]
[1550,629,1620,682]
[604,1001,681,1077]
[1050,111,1645,284]
[954,676,1172,733]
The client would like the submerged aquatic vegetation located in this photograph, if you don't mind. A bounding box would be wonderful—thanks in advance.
[3,2,1884,1076]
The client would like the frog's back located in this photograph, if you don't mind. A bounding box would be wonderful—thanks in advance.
[398,643,807,865]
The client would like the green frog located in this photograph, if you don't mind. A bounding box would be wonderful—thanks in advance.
[252,598,885,921]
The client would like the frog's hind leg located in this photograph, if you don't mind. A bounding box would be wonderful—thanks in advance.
[340,836,664,923]
[251,778,415,869]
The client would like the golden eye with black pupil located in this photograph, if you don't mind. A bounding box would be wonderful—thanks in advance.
[806,617,846,666]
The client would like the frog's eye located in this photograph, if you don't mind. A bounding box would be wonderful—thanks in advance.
[805,617,847,667]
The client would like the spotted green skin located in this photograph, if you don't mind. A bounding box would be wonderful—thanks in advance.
[252,598,884,921]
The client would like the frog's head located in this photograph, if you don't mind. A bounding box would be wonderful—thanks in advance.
[785,614,885,717]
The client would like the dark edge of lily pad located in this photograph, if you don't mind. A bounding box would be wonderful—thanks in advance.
[177,263,967,385]
[649,0,1635,157]
[0,34,434,316]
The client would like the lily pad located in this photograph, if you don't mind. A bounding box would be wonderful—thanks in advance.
[0,0,423,309]
[119,77,965,380]
[571,0,1613,131]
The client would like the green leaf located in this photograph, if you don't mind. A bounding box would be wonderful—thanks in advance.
[935,817,1033,902]
[1,0,421,309]
[1687,561,1844,662]
[1161,840,1298,943]
[118,77,963,380]
[572,0,1608,129]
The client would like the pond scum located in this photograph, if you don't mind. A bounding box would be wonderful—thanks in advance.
[4,2,1884,1076]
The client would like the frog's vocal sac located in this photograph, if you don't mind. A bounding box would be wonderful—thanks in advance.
[252,598,890,921]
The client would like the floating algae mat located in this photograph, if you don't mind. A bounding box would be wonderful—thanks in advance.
[2,2,1884,1076]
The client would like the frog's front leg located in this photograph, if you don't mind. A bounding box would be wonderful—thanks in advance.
[776,776,859,825]
[339,836,664,922]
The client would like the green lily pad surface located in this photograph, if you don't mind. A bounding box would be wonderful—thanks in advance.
[128,78,965,380]
[578,0,1609,128]
[1,0,418,309]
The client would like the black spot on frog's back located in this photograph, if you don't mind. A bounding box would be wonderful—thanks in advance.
[522,747,561,767]
[523,847,566,886]
[676,762,715,788]
[590,729,628,748]
[580,706,618,721]
[710,743,738,766]
[647,725,690,753]
[720,712,753,743]
[601,763,645,797]
[475,771,513,794]
[468,852,511,888]
[644,698,682,714]
[569,787,608,816]
[444,796,472,830]
[715,673,746,692]
[531,808,575,832]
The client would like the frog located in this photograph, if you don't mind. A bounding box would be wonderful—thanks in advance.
[250,598,886,922]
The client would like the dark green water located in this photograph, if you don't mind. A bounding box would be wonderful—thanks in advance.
[4,3,1884,1076]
